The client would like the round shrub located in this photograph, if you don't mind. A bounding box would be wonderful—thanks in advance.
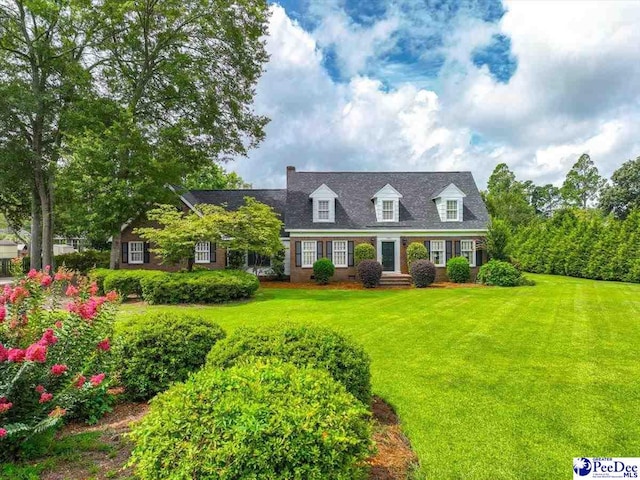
[477,260,523,287]
[114,313,226,400]
[354,243,376,265]
[128,360,373,480]
[406,242,428,268]
[410,259,436,287]
[313,258,335,284]
[206,324,371,405]
[357,260,382,288]
[446,257,470,283]
[139,270,259,304]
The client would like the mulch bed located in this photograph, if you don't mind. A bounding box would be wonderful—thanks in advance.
[260,280,485,290]
[35,396,417,480]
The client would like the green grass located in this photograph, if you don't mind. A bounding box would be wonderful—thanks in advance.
[119,274,640,480]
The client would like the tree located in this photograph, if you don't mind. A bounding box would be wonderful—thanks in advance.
[0,0,102,267]
[529,184,562,217]
[2,0,270,268]
[135,198,283,271]
[484,163,535,228]
[182,163,251,190]
[561,154,606,209]
[485,218,511,261]
[599,157,640,219]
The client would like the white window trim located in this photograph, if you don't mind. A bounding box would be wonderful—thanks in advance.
[446,200,459,221]
[301,241,317,268]
[128,241,144,264]
[430,240,445,267]
[461,240,476,267]
[332,240,348,268]
[194,241,211,264]
[381,200,395,221]
[317,200,330,221]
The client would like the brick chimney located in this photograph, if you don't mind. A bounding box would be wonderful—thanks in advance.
[286,165,296,173]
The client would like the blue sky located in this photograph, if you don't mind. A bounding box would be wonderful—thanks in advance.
[231,0,640,188]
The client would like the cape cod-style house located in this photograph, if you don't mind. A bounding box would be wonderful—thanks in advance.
[120,166,490,282]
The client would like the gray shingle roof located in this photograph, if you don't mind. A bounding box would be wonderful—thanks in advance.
[285,171,489,230]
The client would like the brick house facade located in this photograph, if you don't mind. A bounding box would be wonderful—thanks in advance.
[120,167,490,281]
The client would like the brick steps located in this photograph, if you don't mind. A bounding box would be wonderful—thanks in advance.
[379,273,412,287]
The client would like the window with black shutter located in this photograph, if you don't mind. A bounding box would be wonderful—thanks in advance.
[326,241,333,262]
[143,242,150,263]
[348,241,355,266]
[445,240,453,262]
[121,242,128,264]
[317,241,323,259]
[295,241,302,267]
[454,240,461,257]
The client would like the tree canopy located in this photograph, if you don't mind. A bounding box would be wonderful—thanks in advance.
[561,154,606,209]
[599,157,640,219]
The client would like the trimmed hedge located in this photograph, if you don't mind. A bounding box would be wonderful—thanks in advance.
[446,257,470,283]
[206,324,372,405]
[357,260,382,288]
[103,270,165,297]
[406,242,428,268]
[354,243,376,265]
[114,313,226,400]
[129,361,373,480]
[140,270,259,304]
[477,260,531,287]
[410,259,436,287]
[89,268,111,295]
[55,250,110,274]
[313,258,335,284]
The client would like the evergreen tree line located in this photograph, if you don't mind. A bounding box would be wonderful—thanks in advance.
[484,155,640,283]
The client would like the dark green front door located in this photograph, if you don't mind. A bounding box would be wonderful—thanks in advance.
[381,241,395,272]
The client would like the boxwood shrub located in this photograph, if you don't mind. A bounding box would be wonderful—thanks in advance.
[406,242,428,268]
[89,268,112,294]
[206,324,371,405]
[139,270,259,304]
[410,259,436,287]
[477,259,532,287]
[114,313,226,400]
[357,260,382,288]
[128,360,373,480]
[446,256,470,283]
[313,258,335,284]
[103,270,165,297]
[354,243,376,265]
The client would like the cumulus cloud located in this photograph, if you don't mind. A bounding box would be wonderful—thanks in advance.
[231,1,640,189]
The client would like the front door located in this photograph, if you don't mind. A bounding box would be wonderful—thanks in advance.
[381,241,395,272]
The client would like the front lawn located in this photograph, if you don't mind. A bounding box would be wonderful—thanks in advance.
[119,274,640,479]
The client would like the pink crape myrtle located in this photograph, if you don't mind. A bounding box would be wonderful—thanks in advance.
[0,266,119,456]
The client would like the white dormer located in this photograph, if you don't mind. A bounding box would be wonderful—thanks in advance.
[432,183,466,222]
[372,184,403,222]
[310,184,338,223]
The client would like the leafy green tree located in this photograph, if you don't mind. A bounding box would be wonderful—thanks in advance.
[484,163,535,228]
[599,157,640,219]
[529,184,562,217]
[182,163,251,190]
[0,0,102,267]
[561,154,606,209]
[136,198,282,271]
[485,218,511,261]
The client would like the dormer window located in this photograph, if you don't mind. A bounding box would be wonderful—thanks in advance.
[446,200,459,221]
[317,200,330,220]
[432,183,466,222]
[382,200,395,221]
[310,184,338,223]
[373,184,402,222]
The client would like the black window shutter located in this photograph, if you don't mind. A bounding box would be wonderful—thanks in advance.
[121,242,128,264]
[454,240,461,257]
[317,241,323,259]
[476,248,483,267]
[247,252,256,267]
[326,241,332,262]
[295,241,302,267]
[445,240,453,261]
[143,242,150,263]
[348,241,354,266]
[424,240,430,254]
[211,243,216,263]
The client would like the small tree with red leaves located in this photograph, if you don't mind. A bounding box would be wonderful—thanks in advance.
[0,267,119,459]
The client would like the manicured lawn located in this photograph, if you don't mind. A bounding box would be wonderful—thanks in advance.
[120,274,640,479]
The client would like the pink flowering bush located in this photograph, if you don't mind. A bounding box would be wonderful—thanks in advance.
[0,267,119,459]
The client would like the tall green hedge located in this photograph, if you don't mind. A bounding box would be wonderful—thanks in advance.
[511,209,640,283]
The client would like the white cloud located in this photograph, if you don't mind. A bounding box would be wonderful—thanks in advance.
[232,2,640,189]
